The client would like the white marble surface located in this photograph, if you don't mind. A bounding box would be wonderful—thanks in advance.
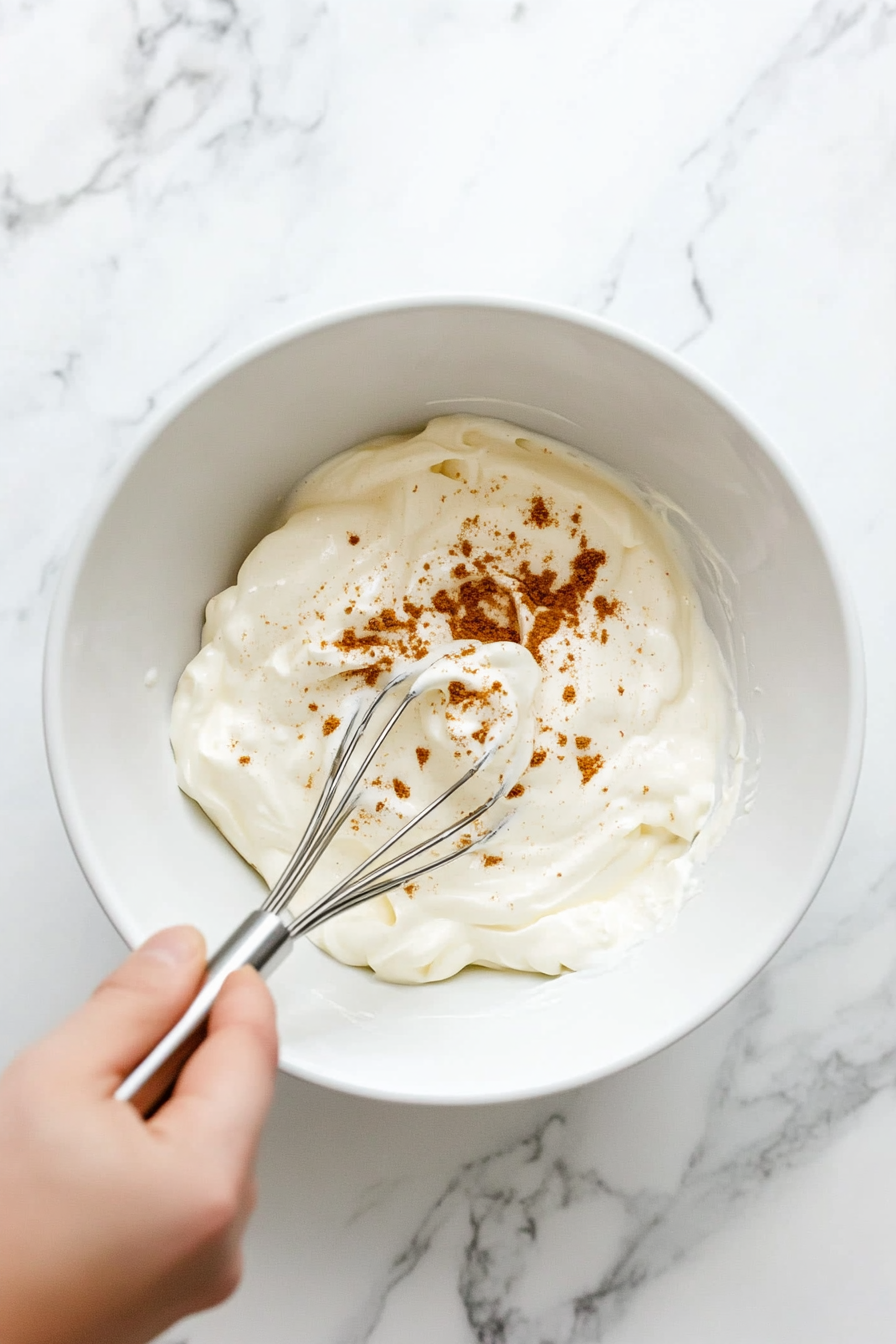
[2,0,895,1338]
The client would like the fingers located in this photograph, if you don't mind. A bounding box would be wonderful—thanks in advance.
[39,927,207,1093]
[153,968,278,1174]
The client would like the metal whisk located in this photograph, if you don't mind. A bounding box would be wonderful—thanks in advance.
[117,658,512,1115]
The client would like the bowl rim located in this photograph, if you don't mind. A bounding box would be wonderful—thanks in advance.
[43,293,867,1104]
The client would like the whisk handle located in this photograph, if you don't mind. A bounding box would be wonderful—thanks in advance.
[115,910,292,1118]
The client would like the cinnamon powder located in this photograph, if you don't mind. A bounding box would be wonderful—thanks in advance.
[526,495,553,528]
[594,595,621,622]
[433,578,519,645]
[577,753,604,784]
[332,521,612,678]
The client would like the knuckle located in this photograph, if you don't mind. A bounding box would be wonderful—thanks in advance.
[188,1176,243,1245]
[93,966,149,1003]
[2,1049,51,1108]
[88,978,142,1024]
[214,1253,244,1304]
[194,1251,244,1311]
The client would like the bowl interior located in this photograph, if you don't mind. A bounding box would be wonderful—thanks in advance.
[45,301,862,1103]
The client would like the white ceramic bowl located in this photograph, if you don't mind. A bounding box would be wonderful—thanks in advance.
[44,298,864,1105]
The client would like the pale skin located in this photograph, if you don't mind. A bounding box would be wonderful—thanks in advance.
[0,925,278,1344]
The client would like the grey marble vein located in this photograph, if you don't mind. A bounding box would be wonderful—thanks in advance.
[344,853,896,1343]
[587,0,896,352]
[2,0,332,241]
[2,1,894,1338]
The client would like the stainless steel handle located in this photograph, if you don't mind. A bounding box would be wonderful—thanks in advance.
[115,910,292,1117]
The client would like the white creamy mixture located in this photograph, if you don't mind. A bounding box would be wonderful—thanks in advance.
[172,415,741,983]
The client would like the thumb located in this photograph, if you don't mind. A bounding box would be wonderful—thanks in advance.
[43,926,207,1093]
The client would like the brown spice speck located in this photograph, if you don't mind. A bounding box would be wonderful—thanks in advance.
[562,685,576,703]
[575,736,592,750]
[507,783,525,799]
[515,546,607,662]
[416,746,430,769]
[322,715,341,736]
[238,755,250,766]
[393,778,410,800]
[594,595,621,622]
[557,733,567,746]
[617,685,625,696]
[526,495,553,528]
[433,580,519,646]
[577,753,605,784]
[308,702,319,712]
[348,533,360,546]
[483,854,503,867]
[600,629,609,645]
[530,748,547,767]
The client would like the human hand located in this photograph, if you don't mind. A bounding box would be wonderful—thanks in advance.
[0,926,278,1344]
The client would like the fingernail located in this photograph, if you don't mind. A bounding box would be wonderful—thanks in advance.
[141,926,203,967]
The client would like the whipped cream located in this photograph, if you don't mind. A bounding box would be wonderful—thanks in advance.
[171,415,741,983]
[394,640,539,793]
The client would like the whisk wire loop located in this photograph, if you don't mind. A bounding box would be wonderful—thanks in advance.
[286,815,511,939]
[284,774,507,938]
[264,667,510,932]
[263,668,416,914]
[117,655,518,1115]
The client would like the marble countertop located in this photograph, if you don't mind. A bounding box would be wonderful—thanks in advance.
[2,1,895,1339]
